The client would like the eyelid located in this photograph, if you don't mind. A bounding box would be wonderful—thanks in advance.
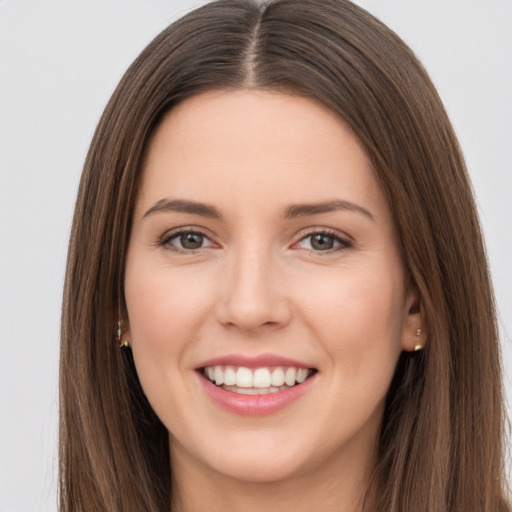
[156,225,352,253]
[291,227,353,251]
[157,225,219,252]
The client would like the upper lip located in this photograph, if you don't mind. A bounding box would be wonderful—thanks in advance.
[195,353,315,370]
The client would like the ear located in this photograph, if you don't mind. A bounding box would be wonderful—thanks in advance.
[401,282,428,352]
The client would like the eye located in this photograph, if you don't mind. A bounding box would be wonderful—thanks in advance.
[160,229,216,252]
[295,231,351,252]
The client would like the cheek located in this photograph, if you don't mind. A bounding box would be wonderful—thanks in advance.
[123,261,217,408]
[294,264,406,446]
[294,261,405,381]
[125,261,215,348]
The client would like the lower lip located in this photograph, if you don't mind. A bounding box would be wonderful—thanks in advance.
[197,372,317,416]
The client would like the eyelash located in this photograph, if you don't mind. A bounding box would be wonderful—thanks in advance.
[157,227,352,254]
[293,228,353,253]
[158,227,214,253]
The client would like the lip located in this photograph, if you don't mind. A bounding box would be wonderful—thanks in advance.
[198,376,316,416]
[195,353,312,370]
[195,354,318,416]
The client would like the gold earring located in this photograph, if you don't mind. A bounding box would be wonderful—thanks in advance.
[117,320,130,349]
[413,328,423,351]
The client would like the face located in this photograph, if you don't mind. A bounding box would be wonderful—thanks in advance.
[124,90,422,485]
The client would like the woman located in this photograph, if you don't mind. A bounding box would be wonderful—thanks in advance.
[59,0,511,510]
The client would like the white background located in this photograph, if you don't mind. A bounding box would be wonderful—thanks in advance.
[0,1,510,510]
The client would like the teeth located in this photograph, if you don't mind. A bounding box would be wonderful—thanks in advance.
[223,385,290,395]
[285,367,296,386]
[236,367,253,388]
[203,365,313,390]
[253,368,272,388]
[224,366,236,386]
[233,387,259,395]
[297,368,309,383]
[214,366,224,386]
[271,367,285,387]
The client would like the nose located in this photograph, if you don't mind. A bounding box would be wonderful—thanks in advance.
[215,245,292,333]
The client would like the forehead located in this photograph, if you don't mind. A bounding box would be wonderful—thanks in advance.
[137,90,386,220]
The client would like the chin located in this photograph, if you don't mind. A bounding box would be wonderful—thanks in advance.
[208,451,310,484]
[171,427,318,485]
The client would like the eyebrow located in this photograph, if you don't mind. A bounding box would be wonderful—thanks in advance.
[143,198,374,222]
[283,200,374,221]
[143,199,221,219]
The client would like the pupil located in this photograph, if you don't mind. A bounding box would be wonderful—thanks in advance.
[311,234,333,250]
[181,232,203,249]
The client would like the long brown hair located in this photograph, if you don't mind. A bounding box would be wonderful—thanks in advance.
[60,1,510,510]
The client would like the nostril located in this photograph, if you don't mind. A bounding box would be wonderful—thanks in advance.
[216,301,292,332]
[214,266,292,331]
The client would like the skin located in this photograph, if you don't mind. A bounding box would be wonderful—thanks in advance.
[124,90,424,512]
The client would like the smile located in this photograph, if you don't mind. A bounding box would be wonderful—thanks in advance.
[196,357,318,415]
[202,365,315,395]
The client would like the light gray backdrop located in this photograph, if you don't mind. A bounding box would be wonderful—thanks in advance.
[1,1,511,510]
